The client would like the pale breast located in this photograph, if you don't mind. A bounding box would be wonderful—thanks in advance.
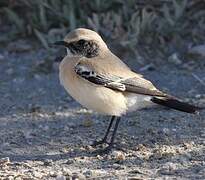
[59,57,127,116]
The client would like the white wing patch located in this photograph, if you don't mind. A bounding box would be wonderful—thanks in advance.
[74,63,126,91]
[105,82,126,91]
[74,64,96,77]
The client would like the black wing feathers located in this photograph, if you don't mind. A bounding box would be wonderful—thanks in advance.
[75,64,202,113]
[151,97,202,113]
[75,66,166,96]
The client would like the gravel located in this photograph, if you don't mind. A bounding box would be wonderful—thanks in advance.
[0,41,204,179]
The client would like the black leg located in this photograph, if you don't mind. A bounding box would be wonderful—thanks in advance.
[92,116,115,146]
[100,117,121,153]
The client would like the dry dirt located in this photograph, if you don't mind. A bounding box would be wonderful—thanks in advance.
[0,40,205,179]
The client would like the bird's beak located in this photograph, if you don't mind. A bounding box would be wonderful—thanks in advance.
[53,41,70,47]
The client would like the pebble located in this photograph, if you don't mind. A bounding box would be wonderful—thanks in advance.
[161,128,170,135]
[43,159,53,166]
[81,119,93,127]
[129,169,147,175]
[83,170,92,177]
[85,145,95,151]
[150,146,177,160]
[49,171,58,177]
[33,171,43,178]
[65,159,74,165]
[158,162,178,175]
[0,157,10,166]
[136,144,147,151]
[56,175,66,180]
[62,168,72,176]
[158,168,175,175]
[111,151,126,161]
[83,169,106,178]
[72,172,86,180]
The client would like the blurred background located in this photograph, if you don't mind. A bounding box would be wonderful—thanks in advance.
[0,0,205,63]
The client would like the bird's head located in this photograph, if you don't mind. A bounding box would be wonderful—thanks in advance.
[54,28,108,58]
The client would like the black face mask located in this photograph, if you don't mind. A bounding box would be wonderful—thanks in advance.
[68,39,99,58]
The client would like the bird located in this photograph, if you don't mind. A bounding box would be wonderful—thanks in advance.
[54,28,202,153]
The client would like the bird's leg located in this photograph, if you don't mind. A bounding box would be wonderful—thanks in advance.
[102,117,121,153]
[92,116,115,146]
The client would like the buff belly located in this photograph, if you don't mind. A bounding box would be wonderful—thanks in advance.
[59,61,127,116]
[59,57,155,116]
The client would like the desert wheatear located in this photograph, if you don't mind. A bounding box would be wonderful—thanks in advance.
[55,28,201,153]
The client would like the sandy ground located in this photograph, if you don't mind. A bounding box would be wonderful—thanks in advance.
[0,41,205,179]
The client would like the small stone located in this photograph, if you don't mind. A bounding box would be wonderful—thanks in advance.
[136,144,147,151]
[83,169,106,178]
[65,159,74,165]
[150,146,177,160]
[62,168,72,176]
[83,170,92,178]
[85,145,95,151]
[112,163,124,169]
[82,119,93,127]
[33,171,43,178]
[72,172,86,180]
[182,142,193,149]
[0,157,10,166]
[162,128,170,134]
[158,162,177,175]
[56,175,66,180]
[96,155,103,160]
[43,159,53,166]
[111,151,126,161]
[49,171,57,177]
[129,169,146,175]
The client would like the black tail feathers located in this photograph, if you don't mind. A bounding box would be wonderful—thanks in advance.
[151,97,203,114]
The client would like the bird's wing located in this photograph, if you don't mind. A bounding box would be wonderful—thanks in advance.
[74,61,168,97]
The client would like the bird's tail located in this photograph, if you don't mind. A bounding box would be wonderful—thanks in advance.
[151,97,203,114]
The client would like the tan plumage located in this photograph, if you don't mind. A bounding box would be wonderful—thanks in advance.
[60,56,128,116]
[56,28,201,152]
[58,28,200,116]
[59,28,167,116]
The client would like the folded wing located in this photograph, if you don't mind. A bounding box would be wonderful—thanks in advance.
[74,61,202,114]
[74,62,167,97]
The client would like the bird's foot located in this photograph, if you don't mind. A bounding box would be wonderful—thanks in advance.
[93,144,113,154]
[101,145,113,154]
[91,139,107,147]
